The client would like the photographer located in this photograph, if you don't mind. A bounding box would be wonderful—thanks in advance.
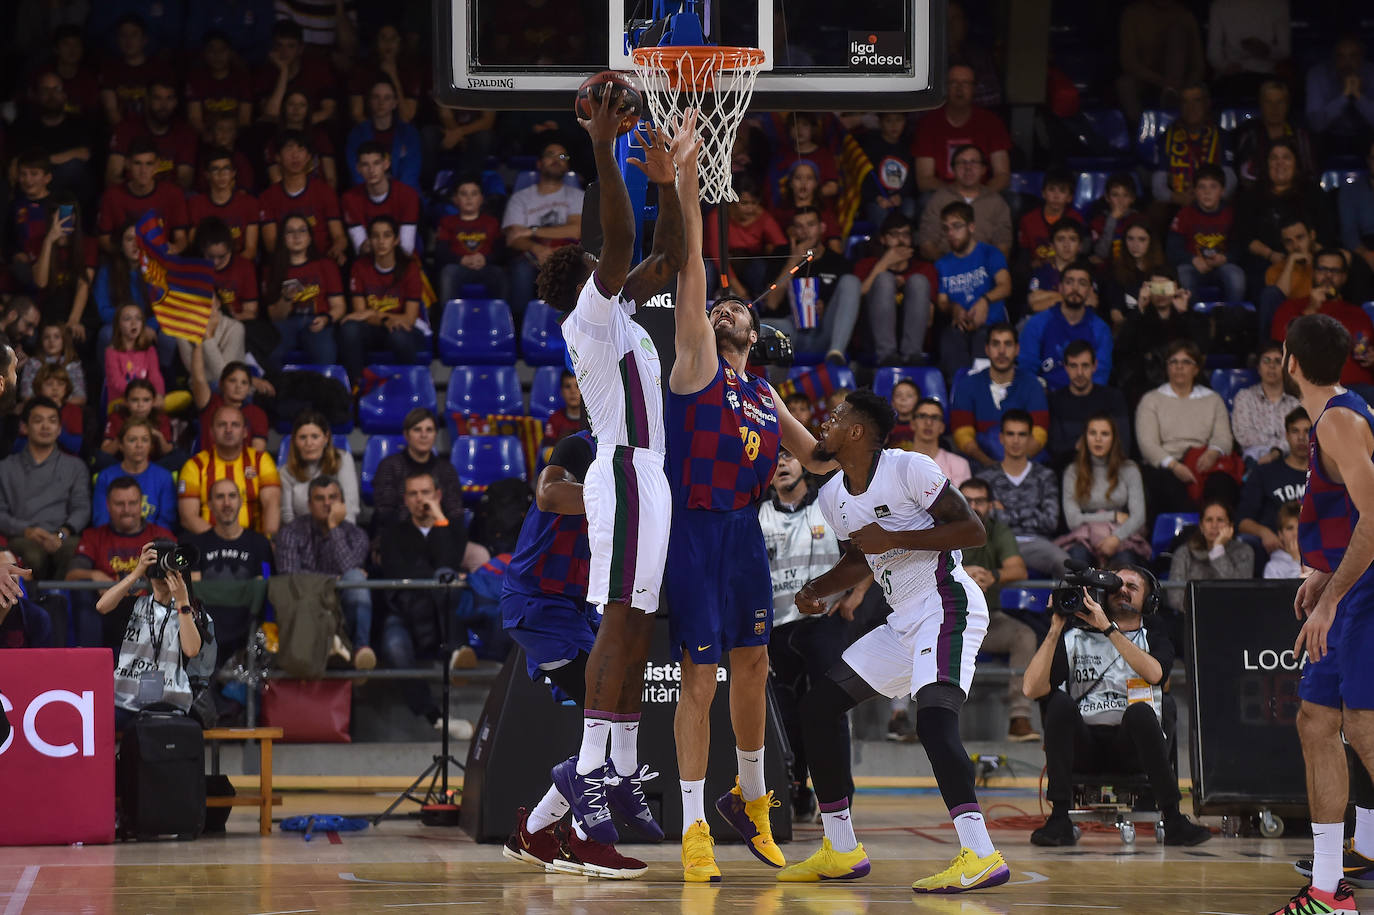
[100,543,210,730]
[1023,563,1211,847]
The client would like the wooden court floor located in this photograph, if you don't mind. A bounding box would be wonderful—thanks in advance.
[0,787,1340,914]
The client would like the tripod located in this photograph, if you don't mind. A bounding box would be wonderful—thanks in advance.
[373,574,466,825]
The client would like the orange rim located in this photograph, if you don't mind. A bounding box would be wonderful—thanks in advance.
[631,45,766,91]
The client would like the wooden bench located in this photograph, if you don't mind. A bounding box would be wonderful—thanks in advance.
[203,727,283,836]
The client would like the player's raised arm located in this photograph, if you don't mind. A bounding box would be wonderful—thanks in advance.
[581,87,636,295]
[769,380,837,475]
[622,124,685,306]
[670,109,719,394]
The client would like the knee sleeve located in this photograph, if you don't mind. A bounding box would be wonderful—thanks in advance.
[801,668,866,722]
[915,681,965,714]
[543,652,589,706]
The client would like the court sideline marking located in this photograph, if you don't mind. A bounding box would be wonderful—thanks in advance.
[2,866,38,915]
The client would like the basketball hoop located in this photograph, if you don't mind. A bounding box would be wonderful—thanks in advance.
[631,45,766,204]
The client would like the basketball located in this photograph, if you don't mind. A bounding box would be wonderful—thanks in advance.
[574,70,644,135]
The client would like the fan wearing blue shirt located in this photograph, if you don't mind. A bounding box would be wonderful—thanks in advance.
[91,418,177,530]
[935,201,1012,380]
[1018,260,1114,391]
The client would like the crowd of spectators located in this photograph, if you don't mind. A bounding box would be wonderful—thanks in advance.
[0,0,1370,740]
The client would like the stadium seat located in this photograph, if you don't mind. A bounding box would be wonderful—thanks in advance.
[451,435,527,502]
[1208,368,1258,411]
[844,233,872,261]
[1151,512,1198,558]
[360,434,407,504]
[1070,108,1132,166]
[528,365,565,420]
[1072,171,1110,213]
[1135,109,1177,167]
[512,171,582,193]
[357,366,438,434]
[520,299,568,366]
[1320,169,1369,192]
[277,433,350,467]
[279,363,353,433]
[444,365,523,439]
[1363,302,1374,325]
[999,588,1050,614]
[1192,300,1255,313]
[1217,107,1259,132]
[438,298,517,365]
[872,366,948,409]
[369,325,433,366]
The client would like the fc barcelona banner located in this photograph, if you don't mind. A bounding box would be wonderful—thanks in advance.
[135,212,215,342]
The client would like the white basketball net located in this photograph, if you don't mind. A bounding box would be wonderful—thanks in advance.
[630,46,766,204]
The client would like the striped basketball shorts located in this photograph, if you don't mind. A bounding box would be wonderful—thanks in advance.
[583,445,672,613]
[842,565,989,699]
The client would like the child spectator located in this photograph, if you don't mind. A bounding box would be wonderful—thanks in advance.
[19,323,86,405]
[264,213,345,368]
[1017,169,1081,268]
[264,90,338,187]
[258,130,347,261]
[936,201,1012,379]
[1058,414,1147,568]
[187,148,260,260]
[7,152,53,288]
[1027,221,1090,314]
[341,141,421,255]
[105,303,165,407]
[544,370,589,443]
[190,359,270,454]
[1090,173,1139,262]
[99,379,175,466]
[1168,164,1244,303]
[774,161,840,251]
[30,363,84,455]
[887,379,920,450]
[279,411,359,524]
[860,112,916,228]
[776,112,839,200]
[183,31,252,137]
[92,417,178,530]
[340,216,426,385]
[783,390,821,437]
[436,176,506,302]
[1263,501,1303,579]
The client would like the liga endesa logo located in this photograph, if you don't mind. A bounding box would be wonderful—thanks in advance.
[848,31,908,71]
[0,689,97,758]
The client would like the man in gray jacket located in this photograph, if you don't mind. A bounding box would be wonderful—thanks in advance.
[0,397,90,578]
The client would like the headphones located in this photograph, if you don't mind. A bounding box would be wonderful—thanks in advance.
[1120,564,1163,617]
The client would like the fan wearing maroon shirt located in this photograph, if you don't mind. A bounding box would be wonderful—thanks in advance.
[184,32,252,138]
[264,90,338,188]
[255,20,336,125]
[96,137,189,253]
[913,64,1012,194]
[342,141,420,255]
[437,176,507,302]
[341,216,425,385]
[106,78,197,190]
[10,72,95,200]
[195,218,259,324]
[98,15,175,127]
[259,130,347,263]
[188,148,260,261]
[65,476,173,647]
[347,24,424,125]
[1270,248,1374,394]
[47,26,102,120]
[265,213,345,367]
[1018,170,1083,268]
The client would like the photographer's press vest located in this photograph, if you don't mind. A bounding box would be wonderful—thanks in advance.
[1062,626,1163,726]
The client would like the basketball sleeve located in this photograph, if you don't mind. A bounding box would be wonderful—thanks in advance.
[900,450,950,513]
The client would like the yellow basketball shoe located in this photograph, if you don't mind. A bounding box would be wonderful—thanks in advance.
[682,819,722,883]
[911,847,1011,894]
[714,777,786,867]
[776,838,871,882]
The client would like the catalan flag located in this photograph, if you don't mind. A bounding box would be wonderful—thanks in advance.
[836,133,876,239]
[135,212,215,342]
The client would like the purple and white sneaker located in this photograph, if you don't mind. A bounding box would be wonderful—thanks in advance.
[551,755,619,845]
[602,762,664,841]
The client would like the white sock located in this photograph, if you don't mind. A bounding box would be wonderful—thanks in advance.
[571,819,587,841]
[1356,807,1374,859]
[737,746,766,801]
[681,778,706,832]
[953,808,995,858]
[526,785,569,833]
[575,715,610,775]
[610,719,639,775]
[820,801,859,853]
[1313,822,1345,894]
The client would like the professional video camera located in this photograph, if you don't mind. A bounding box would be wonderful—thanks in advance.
[1051,559,1123,621]
[750,323,794,367]
[146,539,199,580]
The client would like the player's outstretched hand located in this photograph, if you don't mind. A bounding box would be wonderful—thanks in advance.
[578,85,627,145]
[850,522,898,554]
[672,108,703,177]
[626,125,675,185]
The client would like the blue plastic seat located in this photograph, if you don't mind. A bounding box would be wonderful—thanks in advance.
[512,171,582,193]
[1008,171,1044,199]
[451,435,527,502]
[1078,107,1130,152]
[1136,109,1177,167]
[438,298,516,365]
[528,365,565,420]
[1208,368,1258,411]
[1151,512,1198,558]
[277,433,351,467]
[281,363,354,433]
[1217,107,1259,132]
[844,233,871,261]
[872,366,948,410]
[369,325,432,366]
[1073,171,1110,212]
[520,299,568,366]
[444,365,523,439]
[357,366,438,434]
[999,588,1050,614]
[360,434,407,504]
[1320,169,1369,192]
[1363,301,1374,325]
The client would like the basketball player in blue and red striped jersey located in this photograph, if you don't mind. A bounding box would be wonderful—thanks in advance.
[501,431,652,880]
[1271,313,1374,915]
[669,111,836,882]
[532,91,687,848]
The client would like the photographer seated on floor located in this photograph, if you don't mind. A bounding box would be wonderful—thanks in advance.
[1023,562,1211,847]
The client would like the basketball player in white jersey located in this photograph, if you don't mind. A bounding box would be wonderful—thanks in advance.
[777,388,1011,893]
[520,89,688,859]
